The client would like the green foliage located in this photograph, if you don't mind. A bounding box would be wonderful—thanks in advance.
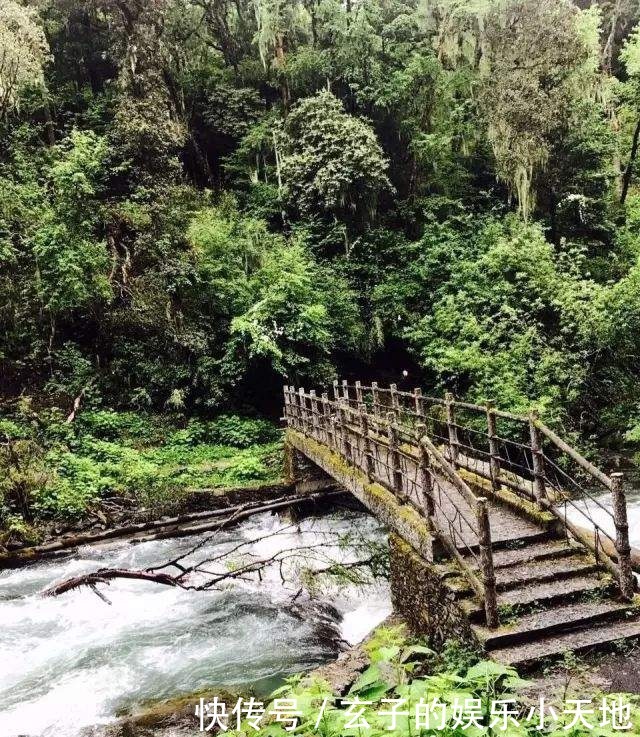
[167,414,280,448]
[225,626,638,737]
[281,91,392,235]
[0,406,282,523]
[2,0,640,451]
[76,410,166,445]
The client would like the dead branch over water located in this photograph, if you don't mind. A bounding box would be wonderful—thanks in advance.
[42,491,386,599]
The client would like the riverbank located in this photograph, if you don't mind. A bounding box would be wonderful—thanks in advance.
[0,486,354,569]
[0,405,284,550]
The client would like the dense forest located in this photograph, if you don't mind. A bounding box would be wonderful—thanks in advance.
[4,0,640,438]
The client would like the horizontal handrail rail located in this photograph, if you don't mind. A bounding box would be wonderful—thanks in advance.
[536,420,612,491]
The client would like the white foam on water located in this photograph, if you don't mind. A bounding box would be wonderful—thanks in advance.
[0,509,391,737]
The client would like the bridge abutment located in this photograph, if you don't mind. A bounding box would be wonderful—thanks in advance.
[389,534,481,650]
[284,440,336,495]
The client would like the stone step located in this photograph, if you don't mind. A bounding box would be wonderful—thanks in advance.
[497,573,612,609]
[494,555,598,592]
[491,615,640,669]
[474,600,636,650]
[489,539,579,569]
[455,528,554,556]
[461,574,613,622]
[438,553,598,599]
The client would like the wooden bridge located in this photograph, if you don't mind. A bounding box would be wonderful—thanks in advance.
[283,381,640,669]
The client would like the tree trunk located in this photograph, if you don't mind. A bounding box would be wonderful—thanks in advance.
[621,116,640,206]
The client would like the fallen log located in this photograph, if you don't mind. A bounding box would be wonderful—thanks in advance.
[0,485,345,569]
[42,489,355,598]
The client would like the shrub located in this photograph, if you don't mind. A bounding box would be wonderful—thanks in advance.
[167,415,280,449]
[204,414,280,447]
[0,418,31,441]
[75,410,161,445]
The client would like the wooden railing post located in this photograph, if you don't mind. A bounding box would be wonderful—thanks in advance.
[298,388,307,434]
[414,388,424,419]
[486,400,501,494]
[332,379,340,402]
[283,385,291,425]
[611,472,636,601]
[355,380,364,405]
[529,410,547,507]
[321,393,331,447]
[387,412,405,502]
[416,423,434,517]
[309,390,319,439]
[360,406,374,481]
[330,415,337,453]
[342,379,351,408]
[289,386,299,430]
[390,383,399,412]
[445,392,459,465]
[340,401,352,462]
[371,381,380,417]
[476,497,499,629]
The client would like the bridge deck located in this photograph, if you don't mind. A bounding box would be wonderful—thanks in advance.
[371,442,543,550]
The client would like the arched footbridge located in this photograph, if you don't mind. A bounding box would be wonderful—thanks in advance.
[283,382,640,669]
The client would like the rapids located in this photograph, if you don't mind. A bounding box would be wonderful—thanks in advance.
[0,509,391,737]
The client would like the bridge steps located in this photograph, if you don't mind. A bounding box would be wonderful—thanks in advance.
[435,550,596,593]
[489,613,640,669]
[283,383,640,670]
[475,600,637,650]
[456,537,640,668]
[487,539,580,568]
[494,555,599,591]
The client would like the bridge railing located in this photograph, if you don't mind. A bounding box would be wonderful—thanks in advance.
[334,381,635,602]
[283,386,500,628]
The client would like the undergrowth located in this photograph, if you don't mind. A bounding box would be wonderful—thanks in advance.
[0,401,282,540]
[221,625,640,737]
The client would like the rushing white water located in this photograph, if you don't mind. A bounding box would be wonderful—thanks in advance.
[563,485,640,549]
[0,509,391,737]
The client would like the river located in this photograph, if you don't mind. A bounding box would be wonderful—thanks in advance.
[4,480,640,737]
[564,478,640,548]
[0,509,391,737]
